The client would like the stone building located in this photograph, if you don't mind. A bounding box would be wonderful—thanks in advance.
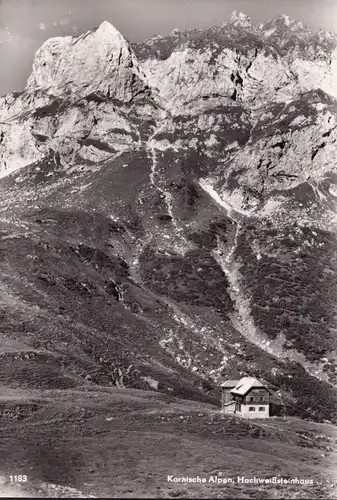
[221,377,270,418]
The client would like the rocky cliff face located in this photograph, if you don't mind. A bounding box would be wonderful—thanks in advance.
[0,12,337,422]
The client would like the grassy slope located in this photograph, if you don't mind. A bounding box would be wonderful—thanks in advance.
[0,157,336,423]
[0,386,336,499]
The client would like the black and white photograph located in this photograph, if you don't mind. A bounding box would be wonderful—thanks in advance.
[0,0,337,498]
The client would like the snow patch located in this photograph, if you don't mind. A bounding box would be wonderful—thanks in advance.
[199,178,255,217]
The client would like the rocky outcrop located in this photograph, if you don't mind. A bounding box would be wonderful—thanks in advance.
[1,14,337,191]
[0,21,153,178]
[134,12,337,109]
[27,21,149,103]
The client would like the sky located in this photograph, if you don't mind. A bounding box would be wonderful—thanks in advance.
[0,0,337,96]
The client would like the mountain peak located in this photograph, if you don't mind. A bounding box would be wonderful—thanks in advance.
[94,20,126,41]
[276,14,293,26]
[267,14,305,31]
[230,11,252,28]
[26,20,147,102]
